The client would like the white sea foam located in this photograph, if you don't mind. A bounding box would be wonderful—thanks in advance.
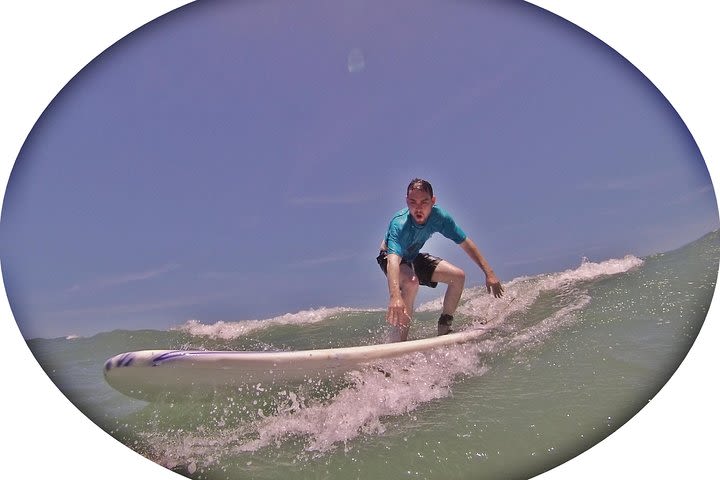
[145,342,491,470]
[174,306,373,339]
[418,254,643,318]
[232,344,488,454]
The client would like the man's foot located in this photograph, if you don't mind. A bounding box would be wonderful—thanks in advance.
[437,314,453,336]
[437,324,453,335]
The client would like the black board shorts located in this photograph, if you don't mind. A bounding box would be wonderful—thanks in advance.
[376,250,442,288]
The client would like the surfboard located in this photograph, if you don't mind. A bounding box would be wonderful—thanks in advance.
[103,326,490,401]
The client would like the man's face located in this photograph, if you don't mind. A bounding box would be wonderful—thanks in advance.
[406,188,435,225]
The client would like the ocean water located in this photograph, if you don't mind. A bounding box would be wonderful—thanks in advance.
[27,231,718,480]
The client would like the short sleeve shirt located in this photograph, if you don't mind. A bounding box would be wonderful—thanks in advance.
[384,205,467,261]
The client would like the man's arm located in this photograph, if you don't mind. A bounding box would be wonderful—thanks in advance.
[459,237,504,298]
[386,253,411,326]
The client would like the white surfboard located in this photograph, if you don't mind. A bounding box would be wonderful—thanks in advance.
[104,327,490,401]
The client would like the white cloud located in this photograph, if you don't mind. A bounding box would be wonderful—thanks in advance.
[66,263,180,293]
[576,169,676,192]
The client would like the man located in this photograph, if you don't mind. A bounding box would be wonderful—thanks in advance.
[377,178,503,341]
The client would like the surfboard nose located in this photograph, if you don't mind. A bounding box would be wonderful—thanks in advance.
[104,352,137,374]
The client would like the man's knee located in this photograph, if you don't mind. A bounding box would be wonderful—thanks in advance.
[398,265,419,292]
[402,274,420,291]
[446,265,465,286]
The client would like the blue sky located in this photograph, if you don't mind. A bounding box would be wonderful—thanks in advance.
[1,0,717,339]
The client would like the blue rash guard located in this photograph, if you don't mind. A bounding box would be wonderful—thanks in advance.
[384,205,467,262]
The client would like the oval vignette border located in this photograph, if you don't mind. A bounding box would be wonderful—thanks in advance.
[0,2,717,480]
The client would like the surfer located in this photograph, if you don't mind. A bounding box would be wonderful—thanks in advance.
[377,178,503,341]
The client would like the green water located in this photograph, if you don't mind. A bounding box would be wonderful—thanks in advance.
[27,231,718,479]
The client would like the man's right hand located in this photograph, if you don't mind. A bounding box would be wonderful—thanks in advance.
[386,296,410,327]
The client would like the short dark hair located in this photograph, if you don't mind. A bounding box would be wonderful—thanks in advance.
[407,178,433,197]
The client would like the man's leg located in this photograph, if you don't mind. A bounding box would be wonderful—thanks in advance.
[431,260,466,334]
[392,263,419,341]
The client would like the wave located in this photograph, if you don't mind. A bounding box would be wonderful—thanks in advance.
[133,254,648,469]
[170,255,643,344]
[419,254,643,322]
[173,306,378,340]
